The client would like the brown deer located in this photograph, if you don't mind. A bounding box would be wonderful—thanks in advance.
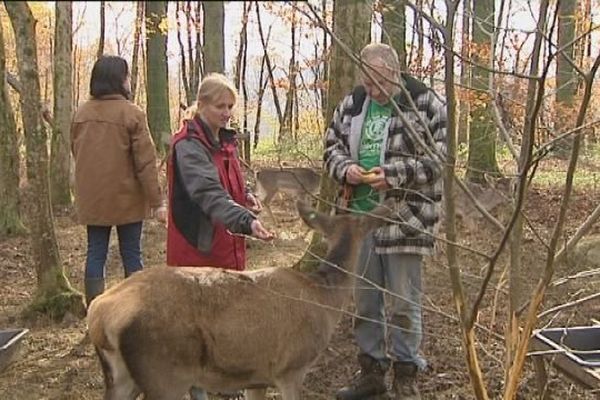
[254,167,321,222]
[451,177,513,225]
[87,200,393,400]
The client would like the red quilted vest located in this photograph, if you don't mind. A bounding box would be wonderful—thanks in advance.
[166,118,247,270]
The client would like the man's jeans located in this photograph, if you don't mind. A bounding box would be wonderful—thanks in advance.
[85,222,144,279]
[354,232,426,370]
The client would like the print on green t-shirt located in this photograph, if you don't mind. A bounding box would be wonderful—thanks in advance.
[350,100,392,212]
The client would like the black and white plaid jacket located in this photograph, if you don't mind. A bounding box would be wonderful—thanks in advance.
[324,73,447,256]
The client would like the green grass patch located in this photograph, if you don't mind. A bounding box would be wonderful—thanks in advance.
[531,168,600,189]
[252,132,323,164]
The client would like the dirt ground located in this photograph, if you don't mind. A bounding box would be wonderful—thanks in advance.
[1,170,599,399]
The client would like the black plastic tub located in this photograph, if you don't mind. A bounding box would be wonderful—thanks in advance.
[534,326,600,367]
[0,328,28,372]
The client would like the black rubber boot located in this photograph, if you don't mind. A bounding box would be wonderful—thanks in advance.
[336,354,388,400]
[84,278,105,308]
[189,386,207,400]
[210,391,245,399]
[392,362,421,400]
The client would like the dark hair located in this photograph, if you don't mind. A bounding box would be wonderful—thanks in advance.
[89,56,131,99]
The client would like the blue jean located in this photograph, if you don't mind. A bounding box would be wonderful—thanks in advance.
[85,222,144,279]
[354,232,426,370]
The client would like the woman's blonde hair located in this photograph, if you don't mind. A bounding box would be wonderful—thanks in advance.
[196,73,238,110]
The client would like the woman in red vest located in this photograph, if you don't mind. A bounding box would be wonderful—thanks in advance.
[167,73,273,271]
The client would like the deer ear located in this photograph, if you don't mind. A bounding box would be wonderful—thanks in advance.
[297,200,330,233]
[365,198,395,228]
[371,198,394,217]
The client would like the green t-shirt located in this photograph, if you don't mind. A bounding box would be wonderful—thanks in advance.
[350,101,392,212]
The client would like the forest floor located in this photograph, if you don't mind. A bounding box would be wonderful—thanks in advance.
[1,159,600,399]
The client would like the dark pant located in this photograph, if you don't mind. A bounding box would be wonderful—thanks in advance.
[354,232,426,370]
[85,222,144,279]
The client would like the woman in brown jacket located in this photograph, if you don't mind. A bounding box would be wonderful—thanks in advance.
[71,56,166,306]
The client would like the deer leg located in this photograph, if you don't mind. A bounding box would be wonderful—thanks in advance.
[278,384,301,400]
[276,375,304,400]
[292,193,312,222]
[262,191,277,224]
[141,383,189,400]
[104,384,140,400]
[245,388,268,400]
[98,349,140,400]
[265,205,277,224]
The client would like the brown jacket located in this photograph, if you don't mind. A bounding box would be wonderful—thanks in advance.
[71,95,162,226]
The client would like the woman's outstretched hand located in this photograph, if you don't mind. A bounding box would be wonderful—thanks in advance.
[250,219,274,241]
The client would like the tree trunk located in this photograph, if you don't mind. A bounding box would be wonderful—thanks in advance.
[297,0,371,272]
[240,2,250,163]
[442,1,489,397]
[279,7,297,145]
[50,1,73,209]
[320,0,329,118]
[0,16,25,236]
[504,0,550,391]
[232,1,251,162]
[324,4,370,124]
[5,1,84,319]
[130,1,144,102]
[415,0,424,77]
[145,1,171,154]
[192,2,203,94]
[466,0,499,183]
[233,1,249,91]
[293,60,300,141]
[73,43,80,109]
[97,0,105,59]
[203,1,224,74]
[457,0,471,145]
[176,1,192,105]
[253,53,268,150]
[256,3,283,127]
[428,0,438,87]
[381,0,407,71]
[553,0,577,156]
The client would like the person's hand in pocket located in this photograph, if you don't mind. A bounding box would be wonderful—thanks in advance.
[152,205,168,224]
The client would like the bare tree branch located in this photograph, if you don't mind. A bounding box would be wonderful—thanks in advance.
[97,0,105,58]
[538,291,600,319]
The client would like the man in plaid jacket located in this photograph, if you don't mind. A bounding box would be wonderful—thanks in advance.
[325,43,447,400]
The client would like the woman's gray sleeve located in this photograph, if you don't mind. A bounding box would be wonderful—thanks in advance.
[175,139,254,234]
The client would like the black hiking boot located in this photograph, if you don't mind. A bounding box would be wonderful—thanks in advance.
[392,362,421,400]
[336,354,388,400]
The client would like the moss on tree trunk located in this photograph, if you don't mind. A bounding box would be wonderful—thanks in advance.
[27,267,85,321]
